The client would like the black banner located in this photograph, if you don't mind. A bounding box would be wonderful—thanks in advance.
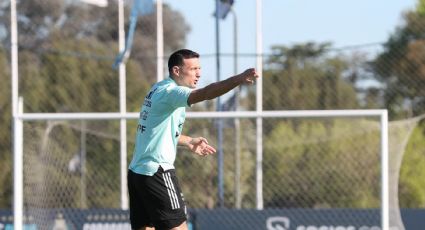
[1,208,425,230]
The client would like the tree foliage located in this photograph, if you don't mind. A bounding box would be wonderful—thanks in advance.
[262,43,359,111]
[370,5,425,209]
[0,1,189,209]
[373,10,425,118]
[263,120,381,208]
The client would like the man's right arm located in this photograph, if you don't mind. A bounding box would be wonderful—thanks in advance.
[187,68,258,105]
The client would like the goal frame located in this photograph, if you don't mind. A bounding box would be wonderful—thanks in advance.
[13,108,389,230]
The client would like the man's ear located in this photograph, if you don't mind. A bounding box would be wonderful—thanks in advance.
[172,66,180,76]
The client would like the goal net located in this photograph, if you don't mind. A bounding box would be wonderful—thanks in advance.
[21,120,128,229]
[13,110,405,230]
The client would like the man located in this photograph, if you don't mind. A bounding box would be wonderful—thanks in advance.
[128,49,258,230]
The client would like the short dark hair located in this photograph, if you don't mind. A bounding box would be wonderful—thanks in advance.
[168,49,200,74]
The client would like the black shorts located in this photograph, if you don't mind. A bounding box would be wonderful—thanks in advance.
[128,167,187,230]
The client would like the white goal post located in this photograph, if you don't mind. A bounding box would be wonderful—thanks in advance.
[13,109,389,230]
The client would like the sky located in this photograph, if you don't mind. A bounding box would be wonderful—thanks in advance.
[161,0,418,86]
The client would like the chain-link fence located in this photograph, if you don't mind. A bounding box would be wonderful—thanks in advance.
[1,0,425,229]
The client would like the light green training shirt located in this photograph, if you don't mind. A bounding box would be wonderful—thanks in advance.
[129,77,192,176]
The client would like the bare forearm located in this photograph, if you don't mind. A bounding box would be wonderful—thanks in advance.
[188,75,242,105]
[187,68,257,105]
[178,134,192,147]
[202,75,241,100]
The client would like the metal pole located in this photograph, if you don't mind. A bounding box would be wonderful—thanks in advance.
[229,8,241,209]
[156,0,164,82]
[11,0,23,228]
[215,0,224,208]
[255,0,264,210]
[118,0,128,210]
[11,0,18,116]
[13,100,23,230]
[381,110,389,230]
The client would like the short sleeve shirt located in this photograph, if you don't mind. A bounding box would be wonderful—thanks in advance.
[129,77,192,176]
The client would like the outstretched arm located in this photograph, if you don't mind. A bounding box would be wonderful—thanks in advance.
[187,68,258,105]
[178,135,216,156]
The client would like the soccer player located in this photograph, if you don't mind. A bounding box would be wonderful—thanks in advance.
[128,49,258,230]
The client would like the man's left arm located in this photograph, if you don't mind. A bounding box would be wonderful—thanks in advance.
[178,135,216,156]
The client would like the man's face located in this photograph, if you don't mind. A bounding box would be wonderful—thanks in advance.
[174,58,201,89]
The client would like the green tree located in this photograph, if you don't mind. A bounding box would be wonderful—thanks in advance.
[372,7,425,118]
[0,1,190,209]
[253,42,387,208]
[262,43,359,111]
[263,120,381,208]
[368,0,425,210]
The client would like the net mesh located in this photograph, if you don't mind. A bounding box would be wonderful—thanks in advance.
[20,116,391,228]
[388,114,425,230]
[19,114,425,228]
[23,120,123,229]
